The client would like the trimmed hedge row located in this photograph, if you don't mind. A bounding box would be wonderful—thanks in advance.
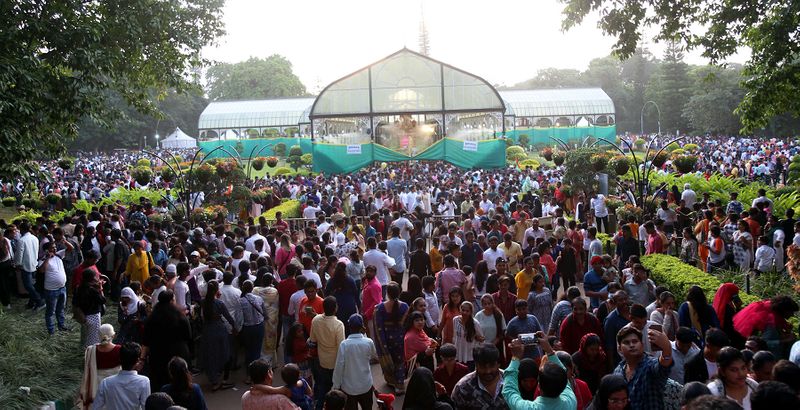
[641,254,760,306]
[261,199,301,220]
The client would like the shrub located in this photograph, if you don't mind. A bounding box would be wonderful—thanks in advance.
[634,139,646,149]
[615,204,643,224]
[641,254,760,307]
[672,155,699,174]
[45,193,61,205]
[597,233,616,255]
[159,167,176,183]
[665,142,680,152]
[517,159,540,170]
[2,197,16,207]
[301,153,313,166]
[252,157,265,171]
[518,134,530,147]
[683,143,699,152]
[671,148,686,155]
[608,155,630,176]
[274,167,293,176]
[261,199,301,220]
[57,157,75,170]
[506,146,527,161]
[136,158,151,168]
[130,167,152,185]
[273,142,287,157]
[289,144,303,157]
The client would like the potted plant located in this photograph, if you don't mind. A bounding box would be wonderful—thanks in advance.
[590,153,609,172]
[194,164,214,184]
[58,157,75,170]
[651,151,669,168]
[541,147,553,161]
[46,193,61,205]
[252,157,266,171]
[130,167,152,185]
[672,155,699,174]
[609,156,631,176]
[2,197,16,207]
[553,152,566,166]
[266,156,279,168]
[160,167,176,183]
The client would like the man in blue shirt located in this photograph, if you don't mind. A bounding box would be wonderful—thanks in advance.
[604,290,631,368]
[613,326,674,410]
[505,299,543,360]
[332,314,377,409]
[93,342,151,409]
[583,256,608,309]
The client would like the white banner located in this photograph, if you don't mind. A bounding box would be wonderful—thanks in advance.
[346,145,362,155]
[462,141,478,152]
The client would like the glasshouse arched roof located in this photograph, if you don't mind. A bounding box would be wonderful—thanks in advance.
[309,48,506,118]
[198,97,315,130]
[499,88,614,118]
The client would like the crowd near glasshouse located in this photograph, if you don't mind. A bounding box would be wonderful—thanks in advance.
[2,135,800,410]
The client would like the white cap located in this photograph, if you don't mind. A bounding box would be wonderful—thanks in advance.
[166,264,177,275]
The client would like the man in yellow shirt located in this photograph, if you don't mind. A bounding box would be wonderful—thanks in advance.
[498,232,523,273]
[515,256,536,300]
[309,296,346,406]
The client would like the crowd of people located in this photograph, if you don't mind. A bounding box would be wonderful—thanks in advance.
[1,137,800,410]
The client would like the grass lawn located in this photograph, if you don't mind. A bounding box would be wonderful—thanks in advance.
[0,206,19,222]
[0,299,86,409]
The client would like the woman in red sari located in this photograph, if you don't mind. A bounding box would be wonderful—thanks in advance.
[733,295,799,357]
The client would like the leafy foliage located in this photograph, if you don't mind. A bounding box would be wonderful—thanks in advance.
[560,0,800,133]
[563,148,601,194]
[206,55,307,100]
[0,0,224,177]
[506,146,527,162]
[608,155,631,176]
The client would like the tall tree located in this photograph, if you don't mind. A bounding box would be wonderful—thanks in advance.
[645,42,691,134]
[0,0,224,178]
[620,47,658,134]
[511,68,585,89]
[582,55,633,132]
[682,65,744,135]
[560,0,800,132]
[206,55,307,100]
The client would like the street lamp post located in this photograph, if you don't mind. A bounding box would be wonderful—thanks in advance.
[155,133,160,149]
[640,100,662,137]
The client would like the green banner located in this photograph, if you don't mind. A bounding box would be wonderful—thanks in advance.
[502,125,616,146]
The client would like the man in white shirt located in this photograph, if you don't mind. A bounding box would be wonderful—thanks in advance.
[391,211,414,241]
[332,314,378,408]
[482,236,506,272]
[681,183,697,208]
[523,218,546,249]
[362,237,396,290]
[39,242,68,334]
[15,221,44,309]
[316,214,332,240]
[174,263,191,315]
[479,194,494,214]
[244,226,268,254]
[593,193,610,233]
[303,200,321,219]
[93,342,151,409]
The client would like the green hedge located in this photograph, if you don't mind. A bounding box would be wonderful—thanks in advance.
[261,199,301,220]
[641,254,760,306]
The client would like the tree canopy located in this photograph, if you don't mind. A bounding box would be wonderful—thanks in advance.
[0,0,224,178]
[206,55,308,100]
[559,0,800,132]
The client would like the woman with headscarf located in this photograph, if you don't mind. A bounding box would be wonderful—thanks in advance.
[678,285,720,346]
[116,286,148,344]
[78,324,121,410]
[713,283,745,348]
[734,295,799,357]
[402,367,453,410]
[516,358,539,401]
[73,269,106,348]
[571,333,608,394]
[143,290,192,392]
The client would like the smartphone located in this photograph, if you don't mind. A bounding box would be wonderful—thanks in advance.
[649,324,663,351]
[520,333,539,346]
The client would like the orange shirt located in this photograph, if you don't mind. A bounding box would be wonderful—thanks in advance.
[298,295,324,334]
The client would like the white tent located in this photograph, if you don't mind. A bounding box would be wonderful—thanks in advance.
[160,127,197,149]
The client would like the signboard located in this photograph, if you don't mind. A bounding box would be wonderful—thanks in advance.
[462,141,478,152]
[346,145,362,155]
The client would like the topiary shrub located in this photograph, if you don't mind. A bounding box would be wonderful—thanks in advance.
[2,197,16,207]
[683,143,699,152]
[261,199,301,220]
[517,159,540,170]
[58,157,75,170]
[136,158,151,168]
[665,142,680,152]
[672,155,699,174]
[518,134,530,147]
[274,167,293,176]
[287,145,304,170]
[671,148,686,155]
[301,153,313,166]
[506,146,527,162]
[634,139,646,149]
[46,193,61,205]
[273,142,287,157]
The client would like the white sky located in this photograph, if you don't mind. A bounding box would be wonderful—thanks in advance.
[203,0,747,93]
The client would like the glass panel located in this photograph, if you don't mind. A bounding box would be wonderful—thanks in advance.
[447,112,502,141]
[373,113,443,156]
[313,117,371,145]
[371,53,442,113]
[443,67,504,111]
[312,70,371,116]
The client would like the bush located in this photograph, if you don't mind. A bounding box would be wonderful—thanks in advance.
[45,193,61,205]
[671,148,686,155]
[159,167,176,183]
[274,167,293,176]
[609,155,630,176]
[518,134,530,147]
[641,254,761,308]
[506,146,526,161]
[289,144,303,157]
[261,199,301,220]
[273,142,287,157]
[130,167,152,185]
[136,158,151,168]
[2,197,16,207]
[665,142,680,152]
[683,143,699,152]
[634,139,646,149]
[517,159,540,170]
[301,153,313,166]
[672,155,699,174]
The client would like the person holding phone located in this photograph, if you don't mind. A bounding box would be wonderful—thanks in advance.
[502,332,576,409]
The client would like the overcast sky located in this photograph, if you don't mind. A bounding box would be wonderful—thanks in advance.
[202,0,747,93]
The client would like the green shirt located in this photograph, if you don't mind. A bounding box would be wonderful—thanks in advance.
[502,355,576,410]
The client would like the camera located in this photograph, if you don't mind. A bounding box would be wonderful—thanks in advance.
[519,333,539,346]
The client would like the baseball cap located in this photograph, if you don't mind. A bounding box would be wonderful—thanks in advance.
[165,264,177,275]
[190,251,201,257]
[590,256,603,265]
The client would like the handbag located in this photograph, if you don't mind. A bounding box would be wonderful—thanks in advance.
[72,305,87,324]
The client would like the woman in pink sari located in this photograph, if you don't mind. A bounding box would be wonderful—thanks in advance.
[274,234,295,279]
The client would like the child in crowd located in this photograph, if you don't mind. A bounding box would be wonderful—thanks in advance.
[282,363,313,410]
[285,323,312,385]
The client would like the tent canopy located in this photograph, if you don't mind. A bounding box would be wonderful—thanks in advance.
[160,127,197,149]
